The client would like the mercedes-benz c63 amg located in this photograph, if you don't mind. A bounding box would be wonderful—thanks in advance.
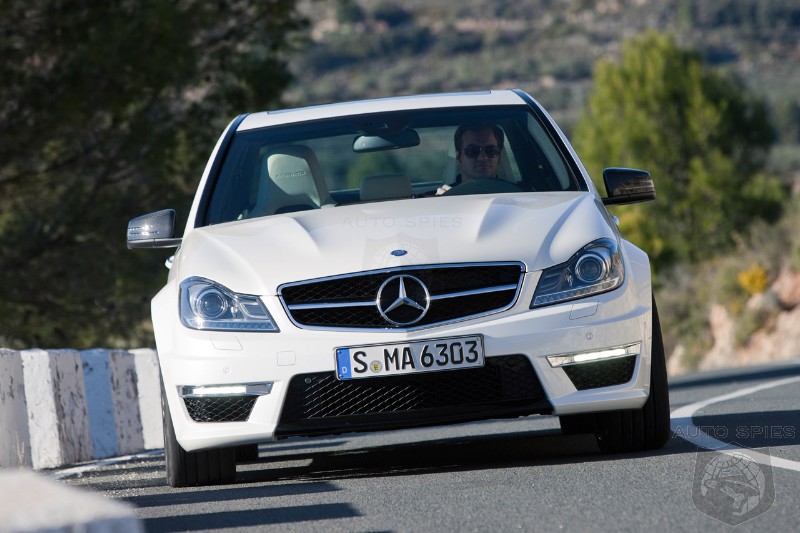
[127,89,669,487]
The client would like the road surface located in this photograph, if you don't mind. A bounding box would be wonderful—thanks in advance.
[54,360,800,531]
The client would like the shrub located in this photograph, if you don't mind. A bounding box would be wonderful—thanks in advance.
[737,264,770,296]
[734,306,771,347]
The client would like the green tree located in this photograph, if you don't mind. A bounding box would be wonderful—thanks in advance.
[337,1,365,24]
[574,31,784,267]
[0,1,307,348]
[372,2,412,28]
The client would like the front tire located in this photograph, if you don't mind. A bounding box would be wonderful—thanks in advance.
[161,381,236,487]
[235,444,260,462]
[593,296,671,453]
[559,413,594,435]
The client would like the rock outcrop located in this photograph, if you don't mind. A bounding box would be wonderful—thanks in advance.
[669,267,800,375]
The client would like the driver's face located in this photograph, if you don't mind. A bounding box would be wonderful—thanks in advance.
[456,129,502,182]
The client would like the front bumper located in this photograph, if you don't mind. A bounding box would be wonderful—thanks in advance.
[154,269,653,452]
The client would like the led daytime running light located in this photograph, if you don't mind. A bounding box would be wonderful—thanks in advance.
[178,382,274,398]
[547,342,640,367]
[533,277,621,307]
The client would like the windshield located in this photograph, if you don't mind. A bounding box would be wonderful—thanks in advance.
[204,106,582,225]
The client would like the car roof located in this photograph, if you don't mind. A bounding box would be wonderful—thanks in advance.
[237,89,529,131]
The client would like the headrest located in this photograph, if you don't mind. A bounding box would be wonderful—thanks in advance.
[266,145,321,199]
[246,144,333,218]
[360,173,413,201]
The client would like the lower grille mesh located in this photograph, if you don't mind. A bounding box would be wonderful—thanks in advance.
[562,355,637,390]
[278,354,546,426]
[184,396,257,423]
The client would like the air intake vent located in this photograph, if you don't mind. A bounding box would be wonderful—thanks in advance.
[184,396,257,423]
[276,354,552,436]
[562,355,636,390]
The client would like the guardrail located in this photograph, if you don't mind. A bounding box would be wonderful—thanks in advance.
[0,348,162,469]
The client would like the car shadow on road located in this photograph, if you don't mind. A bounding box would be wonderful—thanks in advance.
[115,409,794,495]
[234,359,800,485]
[236,427,626,484]
[134,427,703,533]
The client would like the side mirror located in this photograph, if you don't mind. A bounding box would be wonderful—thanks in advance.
[601,168,656,206]
[127,209,182,249]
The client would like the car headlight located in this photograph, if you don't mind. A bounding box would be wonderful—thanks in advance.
[531,238,624,308]
[179,277,279,331]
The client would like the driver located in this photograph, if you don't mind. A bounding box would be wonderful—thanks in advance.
[437,122,504,195]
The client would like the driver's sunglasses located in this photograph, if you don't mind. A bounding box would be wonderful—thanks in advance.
[463,144,501,159]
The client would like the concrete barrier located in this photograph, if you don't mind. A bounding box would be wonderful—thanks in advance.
[0,348,162,470]
[0,349,32,468]
[0,469,144,532]
[0,349,156,531]
[22,349,94,469]
[131,348,164,450]
[81,349,144,458]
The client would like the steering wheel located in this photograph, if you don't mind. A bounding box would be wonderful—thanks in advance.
[441,177,524,196]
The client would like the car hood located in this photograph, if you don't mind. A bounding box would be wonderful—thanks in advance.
[175,192,616,295]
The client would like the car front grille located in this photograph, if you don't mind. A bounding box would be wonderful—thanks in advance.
[562,355,637,390]
[276,354,552,436]
[183,396,257,423]
[279,263,524,329]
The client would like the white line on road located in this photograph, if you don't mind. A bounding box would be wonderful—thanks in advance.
[670,375,800,472]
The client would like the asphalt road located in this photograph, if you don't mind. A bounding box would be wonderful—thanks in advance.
[54,360,800,532]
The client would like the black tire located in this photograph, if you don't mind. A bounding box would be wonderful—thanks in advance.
[161,381,237,487]
[593,296,671,453]
[235,444,260,462]
[559,413,595,435]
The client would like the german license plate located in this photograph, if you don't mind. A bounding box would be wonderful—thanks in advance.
[335,335,484,380]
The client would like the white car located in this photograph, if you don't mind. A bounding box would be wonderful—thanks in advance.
[128,89,669,487]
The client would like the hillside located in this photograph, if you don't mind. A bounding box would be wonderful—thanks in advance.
[287,0,800,143]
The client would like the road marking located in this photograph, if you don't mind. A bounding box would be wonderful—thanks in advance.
[670,375,800,472]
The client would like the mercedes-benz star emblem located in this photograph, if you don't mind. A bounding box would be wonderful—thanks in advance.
[376,275,430,326]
